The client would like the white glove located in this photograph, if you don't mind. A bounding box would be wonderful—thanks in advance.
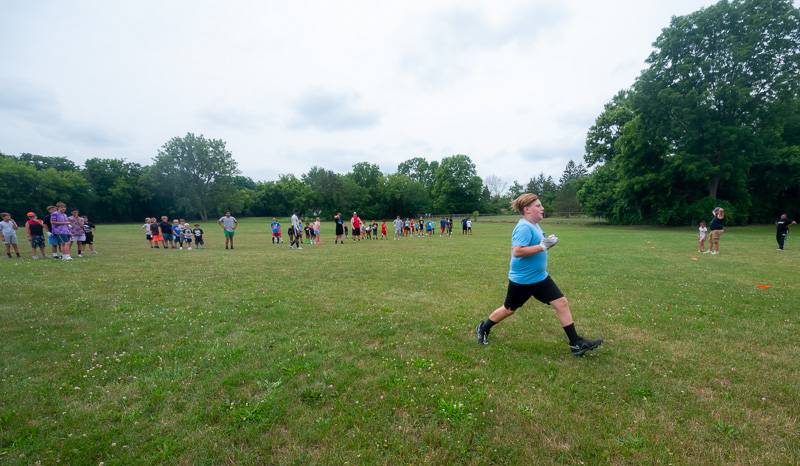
[540,234,559,250]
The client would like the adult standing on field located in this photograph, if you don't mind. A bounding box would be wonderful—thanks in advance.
[776,213,796,251]
[218,211,238,250]
[334,213,345,244]
[351,211,362,242]
[709,207,725,255]
[290,211,302,249]
[475,193,603,357]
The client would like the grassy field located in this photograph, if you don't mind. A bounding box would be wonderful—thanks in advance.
[1,218,797,465]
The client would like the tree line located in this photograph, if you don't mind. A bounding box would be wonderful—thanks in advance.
[0,135,587,223]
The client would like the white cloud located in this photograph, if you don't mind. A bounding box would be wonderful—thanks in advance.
[0,0,720,182]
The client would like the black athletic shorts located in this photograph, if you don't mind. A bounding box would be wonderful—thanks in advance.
[83,233,94,245]
[353,227,360,236]
[503,276,564,310]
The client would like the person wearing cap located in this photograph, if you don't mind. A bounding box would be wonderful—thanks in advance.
[351,212,361,242]
[25,212,46,259]
[0,212,21,259]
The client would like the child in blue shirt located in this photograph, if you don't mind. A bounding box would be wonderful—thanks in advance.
[475,193,602,357]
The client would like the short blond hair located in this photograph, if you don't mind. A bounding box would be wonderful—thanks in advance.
[510,193,539,213]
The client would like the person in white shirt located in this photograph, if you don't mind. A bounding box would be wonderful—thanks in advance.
[218,211,238,250]
[697,221,708,253]
[393,216,403,240]
[142,218,153,248]
[290,211,302,249]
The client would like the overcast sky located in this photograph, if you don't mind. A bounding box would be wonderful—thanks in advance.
[1,0,719,184]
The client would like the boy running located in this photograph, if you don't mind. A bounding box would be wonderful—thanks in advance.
[25,212,46,259]
[218,211,238,249]
[1,213,21,258]
[475,193,603,357]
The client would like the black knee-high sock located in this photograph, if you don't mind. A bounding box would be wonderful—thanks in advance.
[481,319,497,332]
[563,323,579,345]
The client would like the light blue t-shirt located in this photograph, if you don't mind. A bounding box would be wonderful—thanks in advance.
[508,218,548,285]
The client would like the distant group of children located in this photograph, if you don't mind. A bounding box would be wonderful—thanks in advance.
[1,203,96,260]
[140,211,240,250]
[142,216,205,250]
[270,216,322,248]
[268,213,471,249]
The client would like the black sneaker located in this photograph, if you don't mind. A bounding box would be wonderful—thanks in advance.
[475,323,489,345]
[570,338,603,357]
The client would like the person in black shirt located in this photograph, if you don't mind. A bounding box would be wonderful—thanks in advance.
[159,216,174,248]
[709,207,725,255]
[776,214,796,251]
[334,213,345,244]
[192,224,205,248]
[81,216,97,254]
[25,212,46,259]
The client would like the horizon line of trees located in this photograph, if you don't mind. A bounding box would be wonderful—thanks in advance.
[0,137,588,223]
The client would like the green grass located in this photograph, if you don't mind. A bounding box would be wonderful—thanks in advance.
[1,218,798,464]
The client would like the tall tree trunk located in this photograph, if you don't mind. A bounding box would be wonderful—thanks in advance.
[708,176,720,199]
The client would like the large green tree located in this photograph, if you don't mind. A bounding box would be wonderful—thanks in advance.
[431,154,483,213]
[581,0,800,225]
[152,133,240,220]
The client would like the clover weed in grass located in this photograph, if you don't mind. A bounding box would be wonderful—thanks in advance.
[1,218,798,464]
